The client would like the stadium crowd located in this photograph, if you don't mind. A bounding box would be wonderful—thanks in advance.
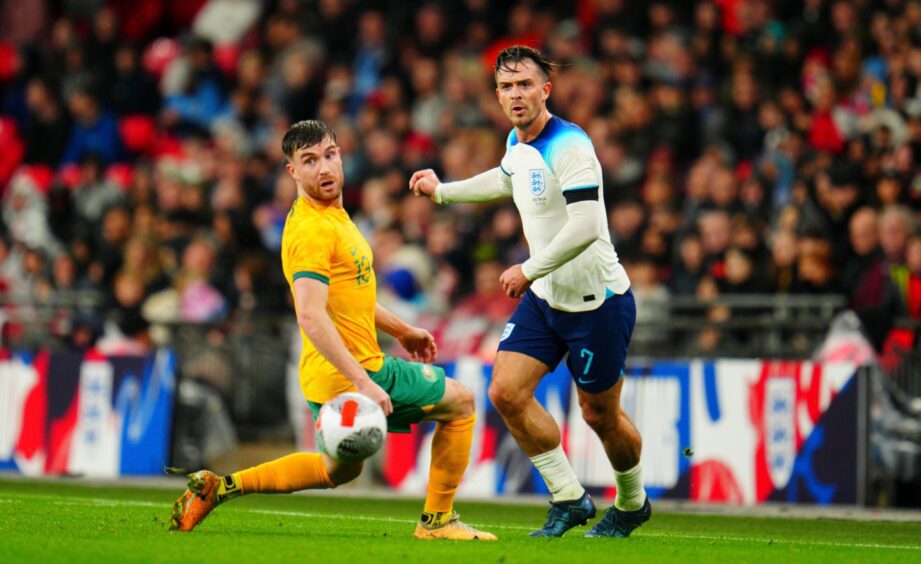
[0,0,920,355]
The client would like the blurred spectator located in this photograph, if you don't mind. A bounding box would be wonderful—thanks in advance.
[2,171,60,257]
[110,44,160,116]
[879,205,915,267]
[98,270,151,355]
[0,235,25,295]
[252,171,296,252]
[453,259,516,323]
[845,206,901,348]
[73,154,127,224]
[770,229,799,293]
[795,234,839,294]
[669,233,704,296]
[92,205,132,286]
[722,246,770,294]
[176,237,227,322]
[162,37,227,132]
[698,210,732,276]
[17,246,49,304]
[23,77,70,165]
[351,10,391,113]
[626,256,671,348]
[122,235,168,293]
[60,83,122,165]
[2,0,921,356]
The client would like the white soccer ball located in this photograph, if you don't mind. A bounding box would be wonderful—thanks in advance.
[316,392,388,462]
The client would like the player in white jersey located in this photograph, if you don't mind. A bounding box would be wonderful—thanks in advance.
[409,46,650,538]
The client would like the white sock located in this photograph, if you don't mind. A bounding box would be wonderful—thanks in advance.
[529,445,585,502]
[614,463,646,511]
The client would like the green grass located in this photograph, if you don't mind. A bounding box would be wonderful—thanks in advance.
[1,478,919,563]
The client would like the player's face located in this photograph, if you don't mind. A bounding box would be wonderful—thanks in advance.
[286,136,344,204]
[495,60,551,129]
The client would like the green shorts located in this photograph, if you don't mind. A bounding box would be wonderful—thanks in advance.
[308,356,446,433]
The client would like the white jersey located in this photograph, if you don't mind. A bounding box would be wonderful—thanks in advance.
[499,115,630,312]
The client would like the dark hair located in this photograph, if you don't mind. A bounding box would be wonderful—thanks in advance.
[494,45,558,82]
[282,120,338,160]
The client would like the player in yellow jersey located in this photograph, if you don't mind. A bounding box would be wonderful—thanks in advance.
[169,120,496,541]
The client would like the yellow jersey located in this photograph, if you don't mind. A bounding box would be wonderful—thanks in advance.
[281,195,384,403]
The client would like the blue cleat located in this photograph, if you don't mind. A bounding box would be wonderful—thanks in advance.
[529,492,596,537]
[584,497,652,538]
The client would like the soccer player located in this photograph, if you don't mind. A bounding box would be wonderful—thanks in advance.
[409,46,650,538]
[170,120,496,541]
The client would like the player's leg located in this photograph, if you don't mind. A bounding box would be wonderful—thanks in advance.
[170,454,360,532]
[491,292,594,537]
[489,351,558,456]
[413,378,495,540]
[490,351,595,536]
[561,289,650,537]
[170,396,366,532]
[367,356,495,540]
[576,379,651,538]
[420,377,475,520]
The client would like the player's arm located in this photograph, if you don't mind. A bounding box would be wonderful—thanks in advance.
[294,277,393,414]
[409,167,512,204]
[375,303,437,364]
[520,196,601,280]
[501,195,602,297]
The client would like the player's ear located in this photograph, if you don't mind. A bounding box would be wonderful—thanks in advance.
[285,161,301,187]
[542,80,551,101]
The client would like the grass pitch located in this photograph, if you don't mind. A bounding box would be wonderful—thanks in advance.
[1,478,919,563]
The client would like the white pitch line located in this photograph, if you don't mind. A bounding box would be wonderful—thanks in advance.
[2,492,920,552]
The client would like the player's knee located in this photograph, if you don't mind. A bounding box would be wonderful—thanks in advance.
[453,384,475,419]
[579,401,611,433]
[488,380,526,415]
[327,460,363,487]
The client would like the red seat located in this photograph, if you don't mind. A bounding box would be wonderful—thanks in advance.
[56,163,82,190]
[119,114,157,155]
[0,117,23,193]
[0,116,18,142]
[20,164,54,194]
[0,43,18,81]
[213,43,239,77]
[106,163,135,191]
[141,37,179,79]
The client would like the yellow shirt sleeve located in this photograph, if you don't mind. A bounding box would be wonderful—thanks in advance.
[288,218,336,284]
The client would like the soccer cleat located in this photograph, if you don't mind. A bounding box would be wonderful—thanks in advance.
[169,470,239,532]
[529,492,596,537]
[413,511,498,541]
[584,497,652,538]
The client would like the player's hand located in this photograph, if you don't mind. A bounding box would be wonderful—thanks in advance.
[356,378,393,415]
[500,264,532,299]
[398,327,437,364]
[408,169,440,200]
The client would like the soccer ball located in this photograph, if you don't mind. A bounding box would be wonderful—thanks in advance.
[316,392,387,462]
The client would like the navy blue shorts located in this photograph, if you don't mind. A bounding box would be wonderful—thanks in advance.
[497,288,636,393]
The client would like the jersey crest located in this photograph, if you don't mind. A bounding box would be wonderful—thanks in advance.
[528,168,546,196]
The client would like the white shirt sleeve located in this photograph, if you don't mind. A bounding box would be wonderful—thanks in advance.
[435,167,512,204]
[521,199,602,280]
[553,140,601,192]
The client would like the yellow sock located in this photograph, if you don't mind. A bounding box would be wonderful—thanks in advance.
[424,413,475,516]
[231,453,335,494]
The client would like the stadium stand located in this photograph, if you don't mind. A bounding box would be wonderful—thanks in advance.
[0,0,920,365]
